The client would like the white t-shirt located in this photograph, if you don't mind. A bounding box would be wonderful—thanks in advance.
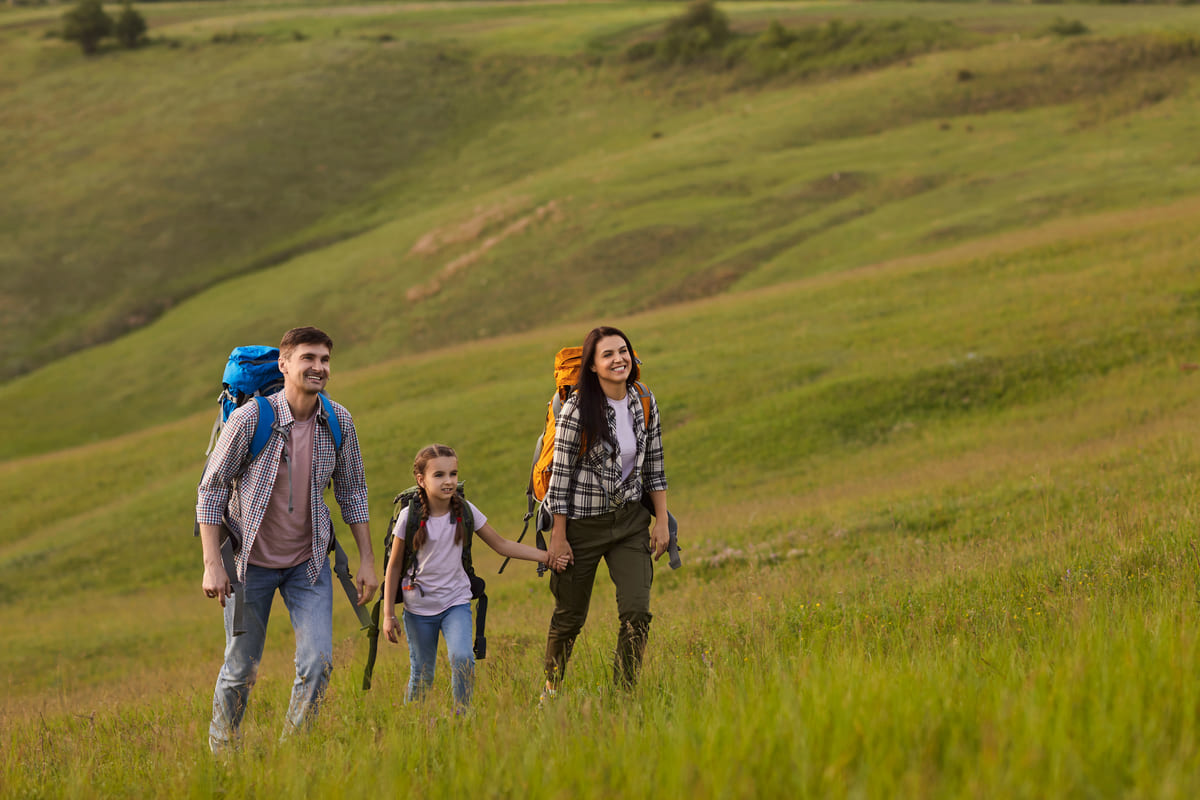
[392,500,487,616]
[608,395,638,483]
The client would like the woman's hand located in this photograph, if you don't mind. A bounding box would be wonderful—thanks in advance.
[650,519,670,561]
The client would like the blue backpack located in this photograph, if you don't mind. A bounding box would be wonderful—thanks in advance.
[203,345,343,461]
[196,345,368,635]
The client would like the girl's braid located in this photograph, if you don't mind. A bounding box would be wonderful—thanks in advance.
[450,491,465,546]
[411,487,430,552]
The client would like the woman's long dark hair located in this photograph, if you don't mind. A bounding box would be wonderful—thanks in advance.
[575,326,640,456]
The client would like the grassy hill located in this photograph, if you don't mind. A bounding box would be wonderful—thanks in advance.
[5,1,1200,796]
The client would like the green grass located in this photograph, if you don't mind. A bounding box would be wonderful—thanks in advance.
[6,1,1200,796]
[3,1,1200,390]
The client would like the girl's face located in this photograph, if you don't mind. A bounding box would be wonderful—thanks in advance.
[417,456,458,505]
[590,334,632,387]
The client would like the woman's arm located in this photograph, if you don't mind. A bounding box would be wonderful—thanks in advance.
[545,396,582,568]
[646,489,669,560]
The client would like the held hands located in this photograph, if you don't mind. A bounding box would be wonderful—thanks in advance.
[650,519,670,561]
[543,550,571,573]
[546,536,573,573]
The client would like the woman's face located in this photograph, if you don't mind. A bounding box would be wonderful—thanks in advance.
[590,335,632,388]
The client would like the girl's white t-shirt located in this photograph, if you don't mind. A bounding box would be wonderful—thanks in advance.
[392,500,486,616]
[608,395,638,482]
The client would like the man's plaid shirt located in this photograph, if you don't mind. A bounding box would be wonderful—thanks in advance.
[545,389,668,519]
[196,391,370,585]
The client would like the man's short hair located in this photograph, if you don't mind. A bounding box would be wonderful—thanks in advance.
[280,326,334,357]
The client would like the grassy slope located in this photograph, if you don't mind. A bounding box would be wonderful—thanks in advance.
[6,1,1200,796]
[4,2,1200,457]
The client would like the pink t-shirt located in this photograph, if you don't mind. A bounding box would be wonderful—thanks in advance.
[393,501,487,616]
[248,414,315,569]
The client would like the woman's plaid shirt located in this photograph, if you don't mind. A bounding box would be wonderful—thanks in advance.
[196,392,370,585]
[545,389,668,519]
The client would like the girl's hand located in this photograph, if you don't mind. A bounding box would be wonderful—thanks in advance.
[383,613,401,644]
[544,550,570,573]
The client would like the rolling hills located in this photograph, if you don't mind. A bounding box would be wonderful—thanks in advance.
[5,2,1200,796]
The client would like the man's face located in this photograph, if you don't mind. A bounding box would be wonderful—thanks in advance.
[279,343,331,396]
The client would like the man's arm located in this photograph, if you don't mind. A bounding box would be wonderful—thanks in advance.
[199,522,233,605]
[346,520,377,605]
[197,405,253,602]
[326,406,375,602]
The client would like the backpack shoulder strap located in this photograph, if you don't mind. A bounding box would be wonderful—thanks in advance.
[632,380,653,431]
[454,487,487,659]
[317,393,343,451]
[247,395,275,463]
[461,498,476,543]
[459,493,476,569]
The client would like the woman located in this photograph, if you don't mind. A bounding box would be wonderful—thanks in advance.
[542,326,670,699]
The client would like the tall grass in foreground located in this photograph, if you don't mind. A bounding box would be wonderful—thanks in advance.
[6,435,1200,797]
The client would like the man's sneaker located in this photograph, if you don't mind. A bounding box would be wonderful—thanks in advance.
[538,684,558,708]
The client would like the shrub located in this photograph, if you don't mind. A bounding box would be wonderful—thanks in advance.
[1047,17,1089,37]
[653,0,733,64]
[740,17,971,80]
[113,1,147,49]
[61,0,113,55]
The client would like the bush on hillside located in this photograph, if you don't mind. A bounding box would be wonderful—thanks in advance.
[1046,17,1089,37]
[627,0,732,64]
[61,0,113,55]
[114,1,147,49]
[626,10,972,77]
[734,16,972,80]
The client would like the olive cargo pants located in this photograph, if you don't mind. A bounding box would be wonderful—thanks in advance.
[544,502,654,689]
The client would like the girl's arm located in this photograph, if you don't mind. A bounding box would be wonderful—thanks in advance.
[476,522,551,566]
[381,529,406,644]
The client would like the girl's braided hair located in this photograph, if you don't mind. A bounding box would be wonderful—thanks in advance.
[411,443,466,552]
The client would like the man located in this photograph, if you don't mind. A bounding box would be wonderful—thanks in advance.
[197,326,378,753]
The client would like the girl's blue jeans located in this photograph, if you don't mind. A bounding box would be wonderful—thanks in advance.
[209,559,333,751]
[403,602,475,709]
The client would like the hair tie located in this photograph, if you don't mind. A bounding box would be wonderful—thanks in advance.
[419,520,426,528]
[456,517,462,524]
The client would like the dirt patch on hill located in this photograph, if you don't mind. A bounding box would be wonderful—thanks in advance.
[406,199,565,302]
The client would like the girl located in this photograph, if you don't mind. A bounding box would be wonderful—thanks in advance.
[381,444,565,710]
[542,326,670,699]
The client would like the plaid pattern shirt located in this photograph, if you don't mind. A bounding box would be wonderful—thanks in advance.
[545,389,668,519]
[196,392,370,584]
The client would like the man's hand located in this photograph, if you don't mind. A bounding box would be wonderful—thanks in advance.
[356,560,379,605]
[203,561,233,607]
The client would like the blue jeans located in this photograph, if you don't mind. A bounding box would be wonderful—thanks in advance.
[209,559,333,749]
[403,603,474,709]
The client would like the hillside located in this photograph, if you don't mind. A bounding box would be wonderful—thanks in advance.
[5,2,1200,797]
[4,1,1200,456]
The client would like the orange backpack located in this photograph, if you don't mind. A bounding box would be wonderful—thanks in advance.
[528,346,652,503]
